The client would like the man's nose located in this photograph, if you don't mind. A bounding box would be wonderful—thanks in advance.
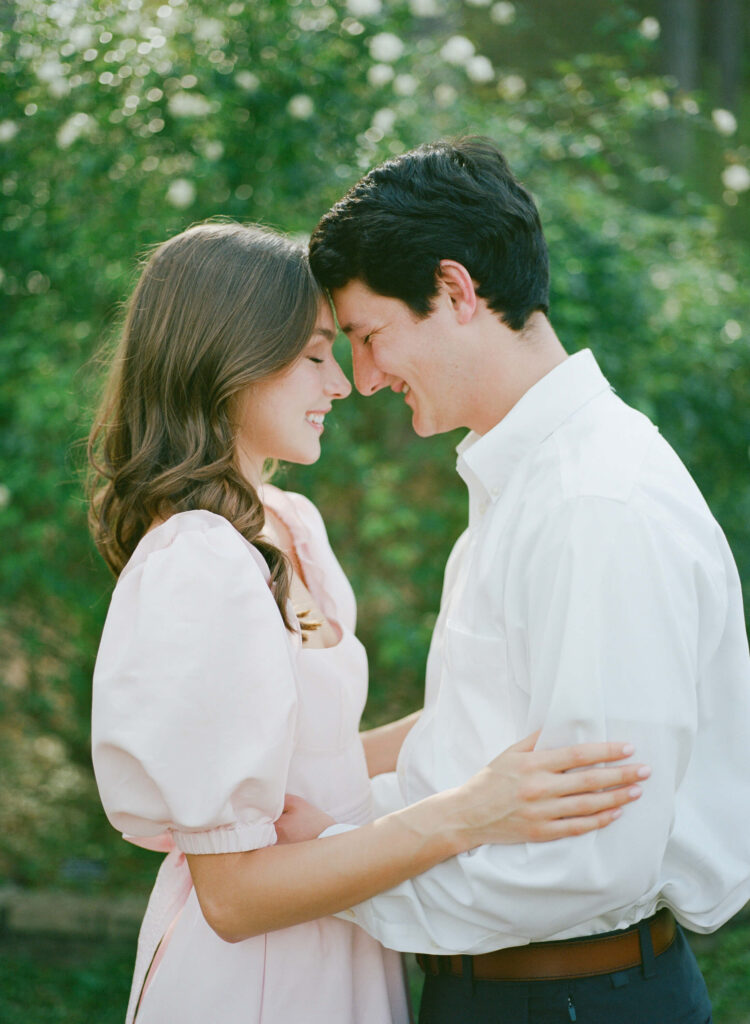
[351,345,389,396]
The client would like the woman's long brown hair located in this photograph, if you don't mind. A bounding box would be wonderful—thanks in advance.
[88,220,322,629]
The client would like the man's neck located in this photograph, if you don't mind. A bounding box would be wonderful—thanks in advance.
[466,312,568,436]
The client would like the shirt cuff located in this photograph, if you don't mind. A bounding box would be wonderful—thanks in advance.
[319,823,359,839]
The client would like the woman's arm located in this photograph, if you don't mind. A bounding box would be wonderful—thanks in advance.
[360,710,421,777]
[187,734,649,943]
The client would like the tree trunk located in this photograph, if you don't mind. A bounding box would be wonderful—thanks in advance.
[660,0,701,89]
[659,0,702,170]
[711,0,744,111]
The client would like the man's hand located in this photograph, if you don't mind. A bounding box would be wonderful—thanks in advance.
[275,794,336,844]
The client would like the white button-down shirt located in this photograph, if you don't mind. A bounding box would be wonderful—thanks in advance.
[337,349,750,955]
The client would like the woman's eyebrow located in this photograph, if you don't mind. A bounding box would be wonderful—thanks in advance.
[313,327,336,341]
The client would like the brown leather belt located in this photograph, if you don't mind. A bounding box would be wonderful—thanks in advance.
[415,908,676,982]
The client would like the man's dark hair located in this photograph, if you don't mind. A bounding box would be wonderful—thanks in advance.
[309,137,549,331]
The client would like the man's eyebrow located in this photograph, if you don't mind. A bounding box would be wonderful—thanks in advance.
[339,321,362,335]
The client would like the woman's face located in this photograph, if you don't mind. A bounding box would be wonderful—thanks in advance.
[235,301,351,484]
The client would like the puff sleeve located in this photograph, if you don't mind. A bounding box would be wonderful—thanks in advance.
[91,514,299,855]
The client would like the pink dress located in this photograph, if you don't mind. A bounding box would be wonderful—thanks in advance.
[91,488,410,1024]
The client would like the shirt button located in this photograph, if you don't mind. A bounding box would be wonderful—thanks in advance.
[491,487,499,496]
[479,502,488,515]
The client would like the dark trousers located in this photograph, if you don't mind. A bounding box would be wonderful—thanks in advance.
[418,925,712,1024]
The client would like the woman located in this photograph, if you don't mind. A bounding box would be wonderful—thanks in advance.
[88,221,647,1024]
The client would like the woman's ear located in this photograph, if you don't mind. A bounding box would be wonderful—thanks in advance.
[437,259,478,324]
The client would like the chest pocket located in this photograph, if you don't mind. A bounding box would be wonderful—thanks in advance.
[435,623,523,781]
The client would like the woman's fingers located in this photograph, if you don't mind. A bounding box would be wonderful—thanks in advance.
[546,762,651,798]
[536,741,636,772]
[534,782,644,821]
[473,736,650,845]
[532,807,627,842]
[506,729,542,753]
[526,784,646,840]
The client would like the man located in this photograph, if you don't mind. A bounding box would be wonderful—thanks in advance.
[308,138,750,1023]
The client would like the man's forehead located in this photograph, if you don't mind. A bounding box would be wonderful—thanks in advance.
[332,284,395,337]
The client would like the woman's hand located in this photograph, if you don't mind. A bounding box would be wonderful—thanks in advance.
[454,732,650,847]
[275,794,336,845]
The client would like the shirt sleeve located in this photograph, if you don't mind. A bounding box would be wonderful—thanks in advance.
[336,496,719,953]
[91,522,298,855]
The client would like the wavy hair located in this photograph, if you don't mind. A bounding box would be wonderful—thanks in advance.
[88,220,322,630]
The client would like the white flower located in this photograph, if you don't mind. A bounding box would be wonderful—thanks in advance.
[712,108,737,136]
[202,140,224,161]
[368,63,395,87]
[681,98,699,115]
[57,112,92,149]
[434,83,457,108]
[490,2,515,24]
[69,24,95,49]
[410,0,441,15]
[650,267,671,290]
[440,35,475,66]
[194,18,224,43]
[465,0,491,6]
[0,120,18,143]
[36,59,66,83]
[49,78,71,99]
[166,178,196,208]
[168,91,213,117]
[368,32,404,63]
[638,17,660,41]
[498,74,526,100]
[722,319,742,341]
[0,484,10,509]
[346,0,382,16]
[393,73,418,96]
[466,55,494,84]
[288,94,314,119]
[721,164,750,193]
[372,107,396,134]
[235,70,260,92]
[647,89,669,110]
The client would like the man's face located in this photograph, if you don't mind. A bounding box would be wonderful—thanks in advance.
[331,278,470,438]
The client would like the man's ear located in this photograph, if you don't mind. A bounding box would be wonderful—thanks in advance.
[437,260,477,324]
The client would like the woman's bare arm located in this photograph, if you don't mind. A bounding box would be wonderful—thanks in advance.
[187,735,649,943]
[360,710,421,777]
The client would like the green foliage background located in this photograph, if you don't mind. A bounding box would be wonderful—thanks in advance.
[1,0,748,900]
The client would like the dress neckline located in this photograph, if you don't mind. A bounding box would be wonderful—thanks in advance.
[262,486,345,652]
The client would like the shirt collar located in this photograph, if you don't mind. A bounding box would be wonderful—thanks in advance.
[456,349,612,501]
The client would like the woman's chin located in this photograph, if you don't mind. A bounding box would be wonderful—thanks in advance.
[286,445,322,467]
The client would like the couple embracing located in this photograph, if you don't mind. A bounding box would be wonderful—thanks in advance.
[90,138,750,1024]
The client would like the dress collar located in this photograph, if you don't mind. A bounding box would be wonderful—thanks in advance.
[456,349,612,501]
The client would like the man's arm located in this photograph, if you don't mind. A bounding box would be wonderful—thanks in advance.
[333,496,716,954]
[361,710,421,777]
